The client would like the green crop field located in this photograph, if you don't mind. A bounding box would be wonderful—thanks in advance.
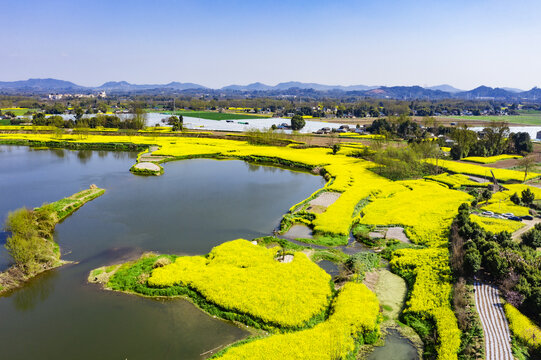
[441,110,541,125]
[153,110,270,121]
[0,108,35,116]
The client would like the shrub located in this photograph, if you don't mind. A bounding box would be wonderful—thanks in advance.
[522,188,535,206]
[290,115,305,131]
[511,192,521,205]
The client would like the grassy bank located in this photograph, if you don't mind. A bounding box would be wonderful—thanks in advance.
[0,186,105,294]
[90,239,380,359]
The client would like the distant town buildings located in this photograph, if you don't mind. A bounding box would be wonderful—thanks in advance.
[48,91,106,100]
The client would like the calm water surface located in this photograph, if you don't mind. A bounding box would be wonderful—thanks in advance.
[0,145,324,359]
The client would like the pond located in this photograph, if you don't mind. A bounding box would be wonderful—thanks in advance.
[368,328,419,360]
[0,145,325,359]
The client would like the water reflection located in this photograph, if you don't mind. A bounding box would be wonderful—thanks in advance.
[247,163,260,172]
[0,231,8,246]
[76,150,93,164]
[51,149,65,158]
[12,269,58,312]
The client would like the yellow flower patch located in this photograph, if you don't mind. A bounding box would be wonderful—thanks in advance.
[391,248,461,360]
[426,159,539,182]
[505,303,541,350]
[359,180,472,247]
[425,173,488,189]
[149,239,332,327]
[470,214,524,233]
[216,282,380,360]
[462,154,522,164]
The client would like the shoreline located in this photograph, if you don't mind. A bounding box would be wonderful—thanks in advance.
[0,186,105,295]
[87,246,380,360]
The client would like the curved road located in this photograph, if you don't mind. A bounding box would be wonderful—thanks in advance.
[474,282,514,360]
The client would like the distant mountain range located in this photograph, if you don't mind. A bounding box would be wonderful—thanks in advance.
[0,78,539,101]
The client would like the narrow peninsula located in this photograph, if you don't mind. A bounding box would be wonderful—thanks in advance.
[0,185,105,294]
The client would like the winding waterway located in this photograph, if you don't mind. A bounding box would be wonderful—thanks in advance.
[0,145,325,359]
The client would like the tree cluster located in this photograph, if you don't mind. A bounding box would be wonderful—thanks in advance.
[4,206,58,275]
[32,113,147,130]
[449,123,533,159]
[450,204,541,324]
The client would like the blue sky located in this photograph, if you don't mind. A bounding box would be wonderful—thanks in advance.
[1,0,540,89]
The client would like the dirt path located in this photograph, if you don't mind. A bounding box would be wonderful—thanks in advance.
[474,282,513,360]
[512,218,541,240]
[139,146,171,163]
[59,188,104,213]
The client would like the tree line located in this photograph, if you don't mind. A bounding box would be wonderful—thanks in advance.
[448,123,532,159]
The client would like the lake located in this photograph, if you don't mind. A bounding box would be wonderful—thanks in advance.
[0,145,324,359]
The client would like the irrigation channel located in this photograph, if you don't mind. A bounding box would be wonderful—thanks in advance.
[0,145,418,359]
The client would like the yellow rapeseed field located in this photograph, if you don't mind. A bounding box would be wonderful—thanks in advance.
[505,304,541,350]
[1,131,516,360]
[470,214,524,233]
[215,282,380,360]
[478,184,541,216]
[359,180,472,247]
[424,172,488,189]
[461,154,522,164]
[390,247,461,360]
[149,239,332,327]
[426,158,539,182]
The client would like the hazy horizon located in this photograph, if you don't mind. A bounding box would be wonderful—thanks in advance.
[2,0,540,89]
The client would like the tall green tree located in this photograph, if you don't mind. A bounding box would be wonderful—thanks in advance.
[290,115,305,131]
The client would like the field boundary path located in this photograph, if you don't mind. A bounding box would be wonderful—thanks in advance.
[474,282,514,360]
[512,217,541,240]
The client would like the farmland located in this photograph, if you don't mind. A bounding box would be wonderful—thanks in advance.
[440,110,541,126]
[1,128,541,359]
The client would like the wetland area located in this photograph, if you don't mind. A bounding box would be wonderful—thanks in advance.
[0,144,418,359]
[0,145,325,359]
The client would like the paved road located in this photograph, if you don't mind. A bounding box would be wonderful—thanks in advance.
[474,282,514,360]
